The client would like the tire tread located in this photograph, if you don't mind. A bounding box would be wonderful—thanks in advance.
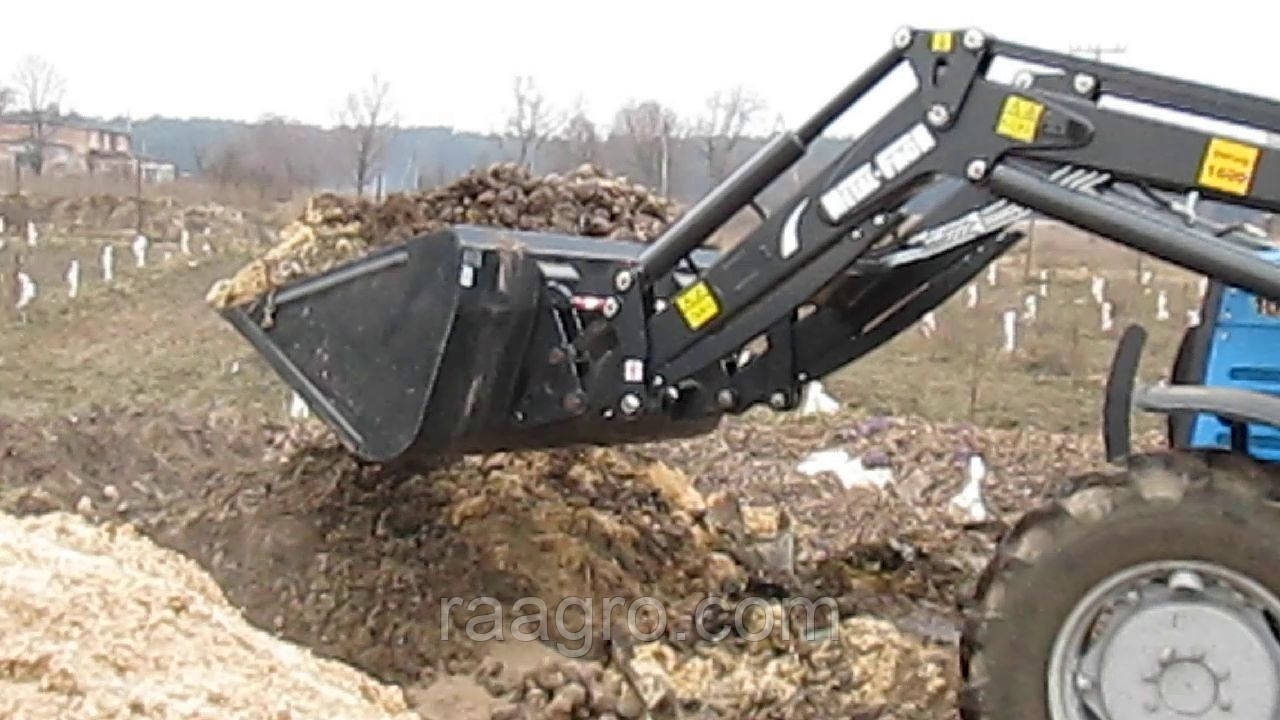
[958,449,1280,720]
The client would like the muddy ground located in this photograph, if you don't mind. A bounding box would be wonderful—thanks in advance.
[0,401,1165,719]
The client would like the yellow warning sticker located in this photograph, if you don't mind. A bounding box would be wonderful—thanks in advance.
[1198,137,1260,196]
[995,95,1045,144]
[931,32,953,53]
[673,281,721,331]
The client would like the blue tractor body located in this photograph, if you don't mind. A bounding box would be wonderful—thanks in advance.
[1175,248,1280,461]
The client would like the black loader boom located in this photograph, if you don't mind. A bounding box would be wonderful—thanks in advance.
[222,27,1280,465]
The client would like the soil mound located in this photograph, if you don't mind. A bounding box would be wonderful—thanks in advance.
[0,510,415,720]
[207,163,680,307]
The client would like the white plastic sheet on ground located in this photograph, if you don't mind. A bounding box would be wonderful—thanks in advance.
[797,449,894,490]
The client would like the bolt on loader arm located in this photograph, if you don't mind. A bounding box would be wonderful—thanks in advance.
[220,26,1280,463]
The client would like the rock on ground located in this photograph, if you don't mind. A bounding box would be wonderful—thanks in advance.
[0,510,415,720]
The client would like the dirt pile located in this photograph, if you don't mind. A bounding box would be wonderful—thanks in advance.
[0,510,415,720]
[0,406,1138,718]
[1,193,266,243]
[206,162,680,308]
[0,410,747,681]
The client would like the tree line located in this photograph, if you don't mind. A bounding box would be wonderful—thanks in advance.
[192,73,779,202]
[1,57,801,203]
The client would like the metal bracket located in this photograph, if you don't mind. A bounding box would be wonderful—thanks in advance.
[1103,324,1147,463]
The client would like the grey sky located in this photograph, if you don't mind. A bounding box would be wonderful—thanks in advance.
[3,0,1278,134]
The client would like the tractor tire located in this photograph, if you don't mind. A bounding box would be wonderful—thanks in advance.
[959,451,1280,720]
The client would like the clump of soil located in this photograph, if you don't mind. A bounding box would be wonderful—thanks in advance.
[620,615,955,719]
[207,163,680,308]
[0,510,415,720]
[474,613,955,720]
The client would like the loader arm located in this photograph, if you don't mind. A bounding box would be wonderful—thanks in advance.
[580,26,1280,430]
[221,26,1280,462]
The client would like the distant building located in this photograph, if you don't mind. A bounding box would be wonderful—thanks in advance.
[138,156,177,183]
[0,113,177,182]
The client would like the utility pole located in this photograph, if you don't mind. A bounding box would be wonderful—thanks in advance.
[135,157,144,236]
[659,116,671,197]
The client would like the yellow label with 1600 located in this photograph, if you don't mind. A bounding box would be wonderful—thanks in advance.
[1198,137,1260,196]
[674,281,721,331]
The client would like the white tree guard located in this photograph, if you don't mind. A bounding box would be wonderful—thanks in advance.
[949,454,991,523]
[101,245,115,283]
[132,234,148,268]
[16,272,36,309]
[66,260,80,299]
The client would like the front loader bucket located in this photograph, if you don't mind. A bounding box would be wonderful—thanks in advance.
[220,226,722,464]
[222,227,549,463]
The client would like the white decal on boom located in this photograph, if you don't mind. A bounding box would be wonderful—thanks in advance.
[819,123,936,223]
[875,123,937,181]
[778,198,808,259]
[819,163,880,221]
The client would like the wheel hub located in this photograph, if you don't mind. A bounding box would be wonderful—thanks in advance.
[1156,659,1218,716]
[1050,562,1280,720]
[1094,599,1266,718]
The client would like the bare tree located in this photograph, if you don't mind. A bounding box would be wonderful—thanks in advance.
[10,55,67,176]
[502,75,563,171]
[246,116,306,199]
[612,100,680,194]
[192,142,213,176]
[207,140,248,189]
[0,87,12,116]
[557,98,600,169]
[337,73,398,197]
[694,86,766,184]
[201,116,333,199]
